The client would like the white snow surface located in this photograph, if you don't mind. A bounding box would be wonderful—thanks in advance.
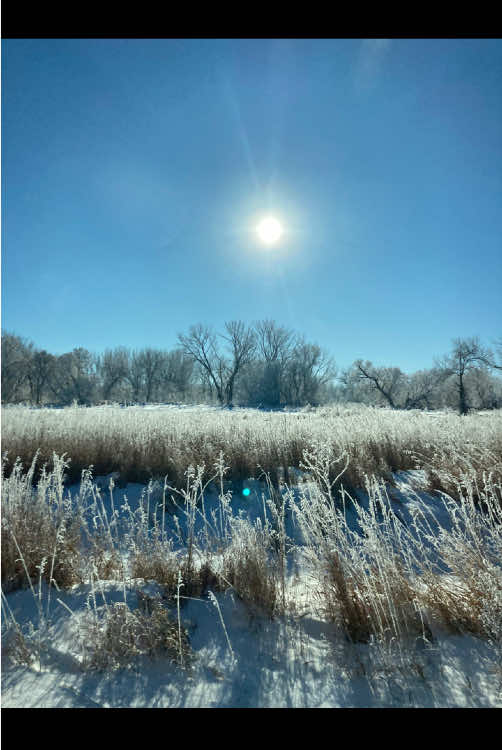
[2,470,502,708]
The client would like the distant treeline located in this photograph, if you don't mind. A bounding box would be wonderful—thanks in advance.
[2,323,502,414]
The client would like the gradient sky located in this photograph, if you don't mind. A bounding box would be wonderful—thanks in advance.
[2,38,502,372]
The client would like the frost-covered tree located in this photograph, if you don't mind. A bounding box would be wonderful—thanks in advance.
[401,368,450,410]
[438,337,494,415]
[352,361,404,409]
[339,362,448,410]
[464,368,502,410]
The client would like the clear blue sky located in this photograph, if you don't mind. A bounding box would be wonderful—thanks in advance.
[2,38,501,372]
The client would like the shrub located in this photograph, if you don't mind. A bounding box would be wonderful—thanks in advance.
[79,592,191,671]
[1,454,82,592]
[222,517,281,618]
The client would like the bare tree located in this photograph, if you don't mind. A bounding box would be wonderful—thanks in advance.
[490,337,502,371]
[49,348,98,405]
[158,349,194,401]
[140,348,165,403]
[353,360,404,409]
[438,337,493,415]
[464,368,502,410]
[196,362,217,403]
[255,320,294,364]
[98,347,129,401]
[221,321,257,406]
[1,332,32,403]
[338,362,447,409]
[337,365,373,404]
[125,350,145,402]
[253,320,295,407]
[401,368,449,410]
[283,339,336,406]
[26,350,55,405]
[178,322,256,406]
[178,324,226,404]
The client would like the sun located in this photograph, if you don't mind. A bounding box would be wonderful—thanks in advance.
[256,216,284,245]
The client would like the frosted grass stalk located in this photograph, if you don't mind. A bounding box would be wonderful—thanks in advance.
[208,590,235,663]
[176,570,184,667]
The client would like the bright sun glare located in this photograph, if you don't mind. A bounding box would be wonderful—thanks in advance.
[256,216,284,245]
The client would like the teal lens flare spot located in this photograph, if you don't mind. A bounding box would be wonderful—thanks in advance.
[242,488,251,497]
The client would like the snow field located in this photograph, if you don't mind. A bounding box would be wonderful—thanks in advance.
[1,405,502,706]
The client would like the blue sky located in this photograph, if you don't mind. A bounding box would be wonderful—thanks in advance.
[2,38,501,372]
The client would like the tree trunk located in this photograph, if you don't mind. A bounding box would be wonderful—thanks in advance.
[458,374,468,415]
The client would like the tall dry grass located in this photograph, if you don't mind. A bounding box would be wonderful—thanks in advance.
[2,409,502,678]
[2,404,501,494]
[1,453,83,592]
[287,455,502,651]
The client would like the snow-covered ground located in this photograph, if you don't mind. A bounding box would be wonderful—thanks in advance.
[3,579,500,708]
[2,468,501,708]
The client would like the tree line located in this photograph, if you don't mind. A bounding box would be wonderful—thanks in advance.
[337,337,502,414]
[2,323,501,414]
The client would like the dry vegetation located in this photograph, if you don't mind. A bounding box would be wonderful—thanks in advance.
[79,592,191,672]
[1,404,502,682]
[2,403,502,493]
